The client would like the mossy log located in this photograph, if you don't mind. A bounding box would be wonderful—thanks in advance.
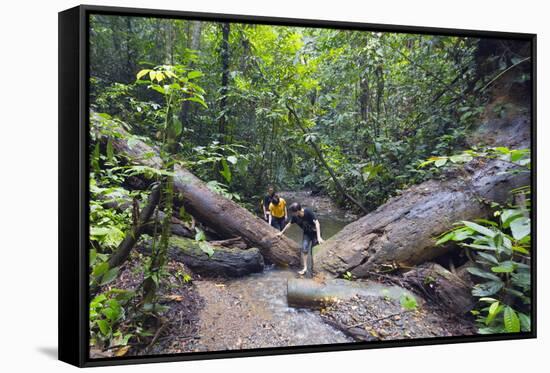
[138,236,264,277]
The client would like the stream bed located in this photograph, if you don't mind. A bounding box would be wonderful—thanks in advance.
[189,191,355,352]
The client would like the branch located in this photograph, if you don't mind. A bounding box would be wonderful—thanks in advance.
[108,183,162,268]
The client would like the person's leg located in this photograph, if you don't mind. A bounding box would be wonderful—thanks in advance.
[276,217,284,231]
[299,252,307,275]
[306,236,314,278]
[298,235,311,275]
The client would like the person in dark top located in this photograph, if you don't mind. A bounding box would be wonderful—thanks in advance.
[277,202,324,277]
[262,185,275,221]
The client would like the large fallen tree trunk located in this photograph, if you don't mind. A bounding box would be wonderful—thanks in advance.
[93,113,300,267]
[138,236,264,277]
[314,158,529,277]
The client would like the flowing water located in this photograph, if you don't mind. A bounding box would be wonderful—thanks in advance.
[278,190,357,244]
[192,191,356,352]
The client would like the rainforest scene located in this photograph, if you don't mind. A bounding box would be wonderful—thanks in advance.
[88,14,533,358]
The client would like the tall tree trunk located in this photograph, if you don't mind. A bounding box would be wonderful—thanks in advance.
[375,64,384,137]
[179,21,203,145]
[218,22,231,144]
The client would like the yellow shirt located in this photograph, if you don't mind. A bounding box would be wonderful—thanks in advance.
[269,198,287,218]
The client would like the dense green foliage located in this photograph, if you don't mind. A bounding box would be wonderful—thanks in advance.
[89,15,517,211]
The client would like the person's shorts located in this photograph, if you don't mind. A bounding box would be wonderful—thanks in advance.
[271,216,286,231]
[301,234,318,254]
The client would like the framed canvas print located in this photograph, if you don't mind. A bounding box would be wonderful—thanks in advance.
[58,4,536,367]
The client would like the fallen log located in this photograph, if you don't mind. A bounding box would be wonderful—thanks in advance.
[402,262,475,315]
[142,213,194,239]
[138,236,264,277]
[209,237,248,250]
[286,278,419,309]
[92,113,300,267]
[314,157,529,277]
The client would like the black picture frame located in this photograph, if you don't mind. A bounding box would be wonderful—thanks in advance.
[59,4,537,367]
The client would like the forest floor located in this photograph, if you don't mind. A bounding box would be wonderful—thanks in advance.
[320,294,476,341]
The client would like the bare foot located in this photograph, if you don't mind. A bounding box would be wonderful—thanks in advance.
[298,268,306,275]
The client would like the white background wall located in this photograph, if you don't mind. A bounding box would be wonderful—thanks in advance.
[0,0,546,371]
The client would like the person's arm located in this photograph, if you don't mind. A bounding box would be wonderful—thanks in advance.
[268,213,272,225]
[314,219,324,243]
[284,205,288,221]
[277,221,292,236]
[263,201,268,220]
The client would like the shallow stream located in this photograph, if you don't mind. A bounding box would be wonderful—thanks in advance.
[192,191,356,351]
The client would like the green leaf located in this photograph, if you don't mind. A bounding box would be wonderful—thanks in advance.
[100,267,119,285]
[151,85,166,95]
[461,243,497,251]
[491,261,515,273]
[187,70,203,79]
[90,227,111,237]
[400,293,418,310]
[171,118,182,138]
[472,280,504,297]
[194,228,206,242]
[198,241,214,257]
[106,138,114,163]
[467,267,501,281]
[185,96,208,108]
[96,319,111,336]
[518,312,531,332]
[92,262,109,278]
[512,245,530,255]
[510,217,530,241]
[226,155,238,164]
[511,271,531,290]
[501,209,524,228]
[486,300,500,325]
[504,306,521,332]
[92,142,100,173]
[136,69,150,80]
[462,221,496,238]
[102,306,120,322]
[434,158,448,167]
[219,159,232,183]
[435,231,455,245]
[476,252,499,265]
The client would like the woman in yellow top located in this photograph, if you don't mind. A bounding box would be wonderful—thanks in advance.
[268,195,287,231]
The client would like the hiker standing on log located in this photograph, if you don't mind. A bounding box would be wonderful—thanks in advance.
[262,185,276,221]
[277,202,324,277]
